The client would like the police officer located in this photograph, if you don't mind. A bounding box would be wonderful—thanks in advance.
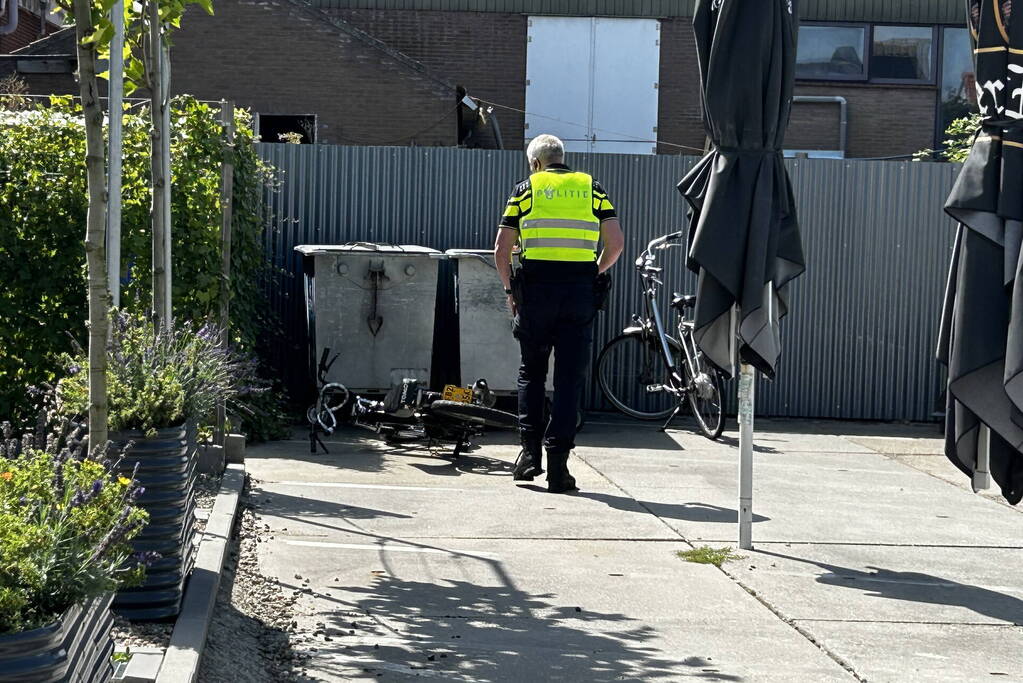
[494,134,624,493]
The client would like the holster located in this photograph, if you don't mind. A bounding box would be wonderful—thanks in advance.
[594,272,613,311]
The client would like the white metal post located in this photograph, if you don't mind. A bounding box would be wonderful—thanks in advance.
[974,424,992,491]
[161,43,172,324]
[738,362,755,550]
[106,0,124,307]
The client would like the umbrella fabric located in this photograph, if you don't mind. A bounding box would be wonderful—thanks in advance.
[677,0,805,380]
[940,0,1023,504]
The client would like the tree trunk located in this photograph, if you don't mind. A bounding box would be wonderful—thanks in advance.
[73,0,109,449]
[147,0,169,326]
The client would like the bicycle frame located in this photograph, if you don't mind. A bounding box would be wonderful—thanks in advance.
[630,231,701,399]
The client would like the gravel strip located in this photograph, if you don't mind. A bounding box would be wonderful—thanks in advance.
[197,476,305,682]
[111,617,172,652]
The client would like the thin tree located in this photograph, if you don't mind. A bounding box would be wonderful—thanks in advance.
[68,0,109,448]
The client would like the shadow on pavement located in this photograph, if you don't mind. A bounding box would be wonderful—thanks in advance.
[251,488,412,522]
[516,486,770,524]
[759,550,1023,625]
[304,535,743,682]
[409,452,515,478]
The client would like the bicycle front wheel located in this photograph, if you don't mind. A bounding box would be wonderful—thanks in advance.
[596,333,681,420]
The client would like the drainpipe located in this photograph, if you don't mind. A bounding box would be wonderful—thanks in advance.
[1,0,19,36]
[792,95,848,158]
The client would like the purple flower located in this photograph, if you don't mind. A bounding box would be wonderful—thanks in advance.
[131,551,162,567]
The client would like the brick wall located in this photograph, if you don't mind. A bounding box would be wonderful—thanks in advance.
[791,83,937,159]
[331,8,527,149]
[785,101,842,151]
[170,0,459,147]
[657,18,706,156]
[0,6,52,54]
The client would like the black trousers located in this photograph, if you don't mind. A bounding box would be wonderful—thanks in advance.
[514,278,597,455]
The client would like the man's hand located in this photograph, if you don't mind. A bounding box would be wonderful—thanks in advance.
[507,294,518,316]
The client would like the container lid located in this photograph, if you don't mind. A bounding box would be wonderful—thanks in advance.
[295,243,439,255]
[445,249,494,257]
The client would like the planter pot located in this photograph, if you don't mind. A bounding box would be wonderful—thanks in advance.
[109,423,197,621]
[0,594,114,683]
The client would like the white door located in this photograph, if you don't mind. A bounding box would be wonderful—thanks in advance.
[525,16,660,154]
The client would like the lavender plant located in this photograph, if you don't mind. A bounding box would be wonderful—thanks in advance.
[0,420,149,633]
[56,311,260,437]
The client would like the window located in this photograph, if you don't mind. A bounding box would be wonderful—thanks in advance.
[795,25,868,80]
[871,26,935,82]
[937,27,977,145]
[256,114,316,144]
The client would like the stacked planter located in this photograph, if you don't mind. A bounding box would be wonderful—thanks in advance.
[111,424,197,621]
[0,594,114,683]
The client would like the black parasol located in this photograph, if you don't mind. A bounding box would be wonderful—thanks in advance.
[678,0,805,380]
[939,0,1023,504]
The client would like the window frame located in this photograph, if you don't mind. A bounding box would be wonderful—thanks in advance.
[868,23,939,86]
[795,21,871,83]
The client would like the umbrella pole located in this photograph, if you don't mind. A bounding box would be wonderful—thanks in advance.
[974,425,992,491]
[738,362,755,550]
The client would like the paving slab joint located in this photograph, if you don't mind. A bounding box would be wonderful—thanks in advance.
[719,565,866,682]
[155,463,245,683]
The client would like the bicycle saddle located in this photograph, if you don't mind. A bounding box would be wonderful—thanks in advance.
[671,294,697,311]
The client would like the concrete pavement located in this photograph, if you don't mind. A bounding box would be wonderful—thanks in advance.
[244,418,1023,681]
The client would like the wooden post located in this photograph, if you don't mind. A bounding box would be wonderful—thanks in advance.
[215,101,235,447]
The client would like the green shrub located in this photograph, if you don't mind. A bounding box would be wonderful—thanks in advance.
[0,96,286,435]
[0,423,148,633]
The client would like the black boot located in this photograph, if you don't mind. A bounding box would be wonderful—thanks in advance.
[512,440,543,481]
[546,451,577,493]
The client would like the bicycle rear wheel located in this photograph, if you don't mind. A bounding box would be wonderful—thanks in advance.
[429,401,519,430]
[684,351,726,440]
[596,333,681,420]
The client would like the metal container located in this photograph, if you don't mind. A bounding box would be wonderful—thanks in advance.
[447,249,553,393]
[110,424,196,621]
[296,243,442,392]
[0,594,114,683]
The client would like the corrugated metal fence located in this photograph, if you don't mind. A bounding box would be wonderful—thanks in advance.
[257,143,959,422]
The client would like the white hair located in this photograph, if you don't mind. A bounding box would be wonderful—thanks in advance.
[526,134,565,166]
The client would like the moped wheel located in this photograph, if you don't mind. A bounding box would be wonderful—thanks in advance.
[596,333,681,420]
[429,401,519,430]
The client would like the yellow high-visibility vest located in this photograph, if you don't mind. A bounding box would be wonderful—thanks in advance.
[520,170,600,262]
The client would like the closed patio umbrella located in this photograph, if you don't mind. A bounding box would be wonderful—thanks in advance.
[678,0,805,381]
[940,0,1023,505]
[678,0,805,549]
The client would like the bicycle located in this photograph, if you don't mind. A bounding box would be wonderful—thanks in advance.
[595,231,726,439]
[307,348,518,456]
[307,348,352,453]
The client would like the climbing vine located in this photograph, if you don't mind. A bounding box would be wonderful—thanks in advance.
[0,95,287,437]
